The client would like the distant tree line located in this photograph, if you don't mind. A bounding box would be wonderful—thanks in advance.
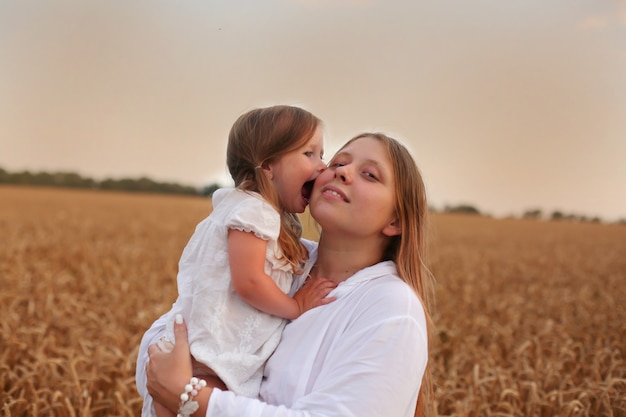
[433,203,625,225]
[2,167,623,224]
[441,204,481,215]
[522,208,604,223]
[0,167,222,197]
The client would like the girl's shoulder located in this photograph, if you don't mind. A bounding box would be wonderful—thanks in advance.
[214,188,281,239]
[214,188,278,214]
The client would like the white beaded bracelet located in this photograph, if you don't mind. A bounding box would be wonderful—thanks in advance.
[176,377,207,417]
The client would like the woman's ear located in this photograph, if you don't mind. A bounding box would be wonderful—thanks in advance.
[382,217,401,237]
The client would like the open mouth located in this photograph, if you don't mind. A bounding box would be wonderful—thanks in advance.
[301,180,315,203]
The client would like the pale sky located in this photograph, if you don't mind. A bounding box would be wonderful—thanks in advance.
[2,0,625,220]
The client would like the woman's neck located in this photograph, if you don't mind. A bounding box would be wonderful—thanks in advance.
[311,234,386,283]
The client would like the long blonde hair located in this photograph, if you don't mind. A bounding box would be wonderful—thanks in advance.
[338,132,435,417]
[226,105,321,271]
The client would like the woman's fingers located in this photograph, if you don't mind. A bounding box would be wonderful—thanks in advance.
[146,315,193,412]
[173,313,185,334]
[171,314,190,354]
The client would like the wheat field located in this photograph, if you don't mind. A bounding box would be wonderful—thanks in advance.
[1,186,624,416]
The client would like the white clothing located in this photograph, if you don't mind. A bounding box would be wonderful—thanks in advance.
[136,239,429,417]
[140,188,294,416]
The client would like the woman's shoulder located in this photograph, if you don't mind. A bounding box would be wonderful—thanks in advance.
[342,270,428,345]
[369,273,420,300]
[359,267,426,320]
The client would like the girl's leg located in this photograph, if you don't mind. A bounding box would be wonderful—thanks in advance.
[199,374,228,391]
[191,360,228,391]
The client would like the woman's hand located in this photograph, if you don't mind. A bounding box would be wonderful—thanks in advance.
[146,315,194,413]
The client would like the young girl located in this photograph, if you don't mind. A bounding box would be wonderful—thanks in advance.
[142,132,436,417]
[139,105,336,417]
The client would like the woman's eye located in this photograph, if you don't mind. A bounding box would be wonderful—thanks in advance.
[304,151,313,157]
[363,171,378,180]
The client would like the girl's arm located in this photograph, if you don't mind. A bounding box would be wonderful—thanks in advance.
[228,230,335,320]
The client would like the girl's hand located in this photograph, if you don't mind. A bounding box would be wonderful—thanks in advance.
[146,315,194,413]
[293,277,337,315]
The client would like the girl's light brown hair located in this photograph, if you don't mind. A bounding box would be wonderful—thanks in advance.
[226,105,321,271]
[338,132,435,417]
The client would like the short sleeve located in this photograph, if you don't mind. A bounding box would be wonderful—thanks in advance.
[224,191,281,242]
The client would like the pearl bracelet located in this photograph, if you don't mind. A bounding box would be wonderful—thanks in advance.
[177,377,207,417]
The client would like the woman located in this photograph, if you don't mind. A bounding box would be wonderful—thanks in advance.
[139,133,435,417]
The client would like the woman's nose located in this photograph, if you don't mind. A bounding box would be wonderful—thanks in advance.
[335,165,351,183]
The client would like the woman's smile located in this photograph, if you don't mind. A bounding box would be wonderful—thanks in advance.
[321,185,349,202]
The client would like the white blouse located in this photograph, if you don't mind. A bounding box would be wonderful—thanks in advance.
[136,239,429,417]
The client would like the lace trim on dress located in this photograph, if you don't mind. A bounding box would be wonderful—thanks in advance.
[228,225,272,241]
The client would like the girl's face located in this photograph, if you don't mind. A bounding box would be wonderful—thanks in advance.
[310,136,400,238]
[267,124,326,213]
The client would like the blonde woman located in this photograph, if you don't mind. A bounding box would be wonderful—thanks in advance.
[141,133,435,417]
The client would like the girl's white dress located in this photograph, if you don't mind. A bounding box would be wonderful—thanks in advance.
[142,187,294,416]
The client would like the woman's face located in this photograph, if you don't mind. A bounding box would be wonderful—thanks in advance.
[309,136,400,238]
